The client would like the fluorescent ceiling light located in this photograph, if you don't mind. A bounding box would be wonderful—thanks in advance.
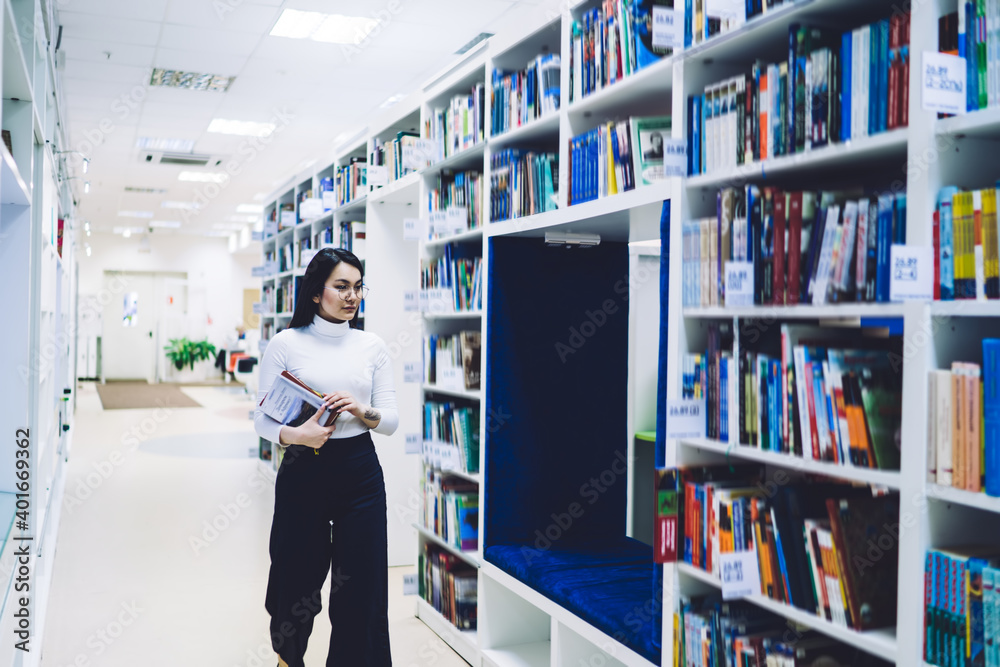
[135,137,196,153]
[229,215,260,223]
[207,118,276,137]
[150,68,235,92]
[85,245,92,257]
[150,220,182,228]
[125,186,169,194]
[113,226,146,235]
[178,171,229,183]
[213,222,247,231]
[269,9,379,44]
[118,210,154,219]
[379,93,406,109]
[237,204,264,214]
[161,201,202,210]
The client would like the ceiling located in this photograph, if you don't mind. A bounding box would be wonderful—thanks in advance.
[59,0,561,251]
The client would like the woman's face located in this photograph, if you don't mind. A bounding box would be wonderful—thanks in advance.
[313,261,363,323]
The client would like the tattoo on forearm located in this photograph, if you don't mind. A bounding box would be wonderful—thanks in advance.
[364,408,381,422]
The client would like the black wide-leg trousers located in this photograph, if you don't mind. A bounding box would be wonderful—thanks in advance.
[265,432,391,666]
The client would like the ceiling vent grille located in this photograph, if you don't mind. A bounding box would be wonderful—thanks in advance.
[141,151,224,167]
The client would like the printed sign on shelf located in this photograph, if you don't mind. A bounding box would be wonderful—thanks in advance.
[252,302,264,314]
[281,210,297,227]
[720,550,762,600]
[299,198,323,220]
[265,260,279,276]
[651,6,683,49]
[403,361,421,384]
[922,51,967,115]
[725,261,755,307]
[367,165,389,187]
[426,288,452,315]
[440,367,462,391]
[322,191,337,210]
[402,573,418,596]
[299,249,319,267]
[890,245,933,301]
[446,207,468,236]
[264,221,278,236]
[251,231,263,242]
[666,399,706,440]
[405,433,421,455]
[429,211,449,237]
[403,290,419,312]
[251,266,267,278]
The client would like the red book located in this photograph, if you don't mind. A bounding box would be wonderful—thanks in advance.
[804,359,821,460]
[887,15,900,130]
[772,190,787,305]
[901,13,911,127]
[933,209,941,300]
[786,191,803,304]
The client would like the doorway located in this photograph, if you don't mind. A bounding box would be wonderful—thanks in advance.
[100,271,188,382]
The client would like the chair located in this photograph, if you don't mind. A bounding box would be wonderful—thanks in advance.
[233,356,259,396]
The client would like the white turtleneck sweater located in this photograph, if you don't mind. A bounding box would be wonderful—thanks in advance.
[253,314,399,444]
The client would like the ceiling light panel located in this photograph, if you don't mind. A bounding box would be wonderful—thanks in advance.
[161,201,202,210]
[150,67,235,92]
[124,186,170,194]
[207,118,276,137]
[150,220,182,228]
[135,137,197,152]
[269,9,379,44]
[118,210,155,218]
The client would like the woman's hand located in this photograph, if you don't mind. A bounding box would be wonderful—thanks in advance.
[322,391,365,420]
[281,402,337,448]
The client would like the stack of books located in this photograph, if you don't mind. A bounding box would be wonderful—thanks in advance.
[419,543,478,629]
[569,0,674,103]
[334,159,366,207]
[569,115,671,205]
[491,54,560,135]
[424,332,481,389]
[934,184,1000,301]
[422,404,481,477]
[927,339,1000,496]
[427,85,486,160]
[421,246,482,313]
[489,150,557,222]
[687,14,910,176]
[422,470,479,549]
[939,2,1000,114]
[924,546,1000,667]
[370,131,422,183]
[682,187,906,308]
[428,169,483,235]
[686,0,797,47]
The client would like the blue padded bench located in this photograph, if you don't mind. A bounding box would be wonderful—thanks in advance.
[486,539,661,664]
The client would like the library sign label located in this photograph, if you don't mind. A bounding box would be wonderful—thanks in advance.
[666,399,705,439]
[652,6,683,49]
[922,51,966,115]
[725,261,754,307]
[720,550,761,600]
[889,244,933,301]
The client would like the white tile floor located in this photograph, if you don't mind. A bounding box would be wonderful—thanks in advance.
[40,382,468,667]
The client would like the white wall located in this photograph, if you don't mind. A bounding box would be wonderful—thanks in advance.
[79,231,260,355]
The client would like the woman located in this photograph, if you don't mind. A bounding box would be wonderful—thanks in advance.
[254,247,398,667]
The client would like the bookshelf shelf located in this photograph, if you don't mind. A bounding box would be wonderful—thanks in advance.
[421,383,481,401]
[370,171,421,205]
[681,0,821,64]
[423,310,483,320]
[929,301,1000,318]
[489,112,561,150]
[935,106,1000,139]
[425,226,484,248]
[336,194,368,215]
[685,128,909,191]
[422,141,487,178]
[481,641,551,667]
[681,303,908,320]
[566,54,674,123]
[415,598,479,666]
[676,563,899,663]
[678,438,903,489]
[413,523,481,568]
[925,484,1000,515]
[429,465,480,485]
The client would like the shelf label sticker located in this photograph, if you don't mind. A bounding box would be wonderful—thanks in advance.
[251,265,267,277]
[725,261,754,307]
[426,288,452,315]
[299,249,318,267]
[402,139,437,170]
[419,290,430,312]
[251,231,264,242]
[403,218,424,241]
[403,361,421,384]
[446,207,468,235]
[403,573,418,596]
[720,550,761,600]
[440,367,462,391]
[651,6,683,49]
[405,433,421,454]
[322,191,337,209]
[429,210,449,236]
[662,139,688,178]
[403,290,419,312]
[300,198,323,220]
[890,244,933,301]
[252,302,264,314]
[367,165,389,186]
[666,399,706,440]
[922,51,967,115]
[265,221,278,236]
[281,211,297,227]
[265,260,279,275]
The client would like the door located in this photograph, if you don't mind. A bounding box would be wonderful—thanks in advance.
[101,272,157,381]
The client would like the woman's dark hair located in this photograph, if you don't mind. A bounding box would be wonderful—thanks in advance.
[289,247,365,329]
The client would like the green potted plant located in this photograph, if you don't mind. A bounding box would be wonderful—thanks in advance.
[164,337,217,381]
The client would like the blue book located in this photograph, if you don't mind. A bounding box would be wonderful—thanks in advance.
[876,193,893,302]
[788,24,799,154]
[770,506,793,607]
[879,19,890,133]
[985,339,1000,497]
[894,192,907,245]
[966,1,977,111]
[841,31,852,142]
[869,23,878,135]
[939,186,959,300]
[685,0,693,48]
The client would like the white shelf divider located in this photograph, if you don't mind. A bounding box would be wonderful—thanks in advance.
[412,523,481,568]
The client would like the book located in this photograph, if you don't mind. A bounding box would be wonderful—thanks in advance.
[258,370,340,428]
[630,115,673,185]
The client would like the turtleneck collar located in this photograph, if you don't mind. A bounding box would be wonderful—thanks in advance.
[309,313,351,338]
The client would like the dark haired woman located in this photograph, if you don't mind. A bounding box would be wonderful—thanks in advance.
[254,247,397,667]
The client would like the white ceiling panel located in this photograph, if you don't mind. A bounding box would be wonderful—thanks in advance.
[58,0,170,23]
[62,60,150,85]
[60,38,158,68]
[140,86,228,111]
[59,13,163,46]
[152,48,250,77]
[392,0,516,27]
[63,77,146,98]
[164,0,281,33]
[158,25,262,56]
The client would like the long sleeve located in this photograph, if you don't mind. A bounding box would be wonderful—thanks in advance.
[370,341,399,436]
[253,333,287,445]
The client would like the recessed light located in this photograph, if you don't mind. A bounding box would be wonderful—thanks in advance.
[269,9,380,44]
[207,118,276,137]
[136,137,197,153]
[178,171,230,183]
[122,229,132,238]
[379,93,406,110]
[161,201,202,210]
[85,245,92,257]
[237,204,264,214]
[113,226,145,235]
[150,220,182,228]
[150,68,235,92]
[118,210,155,219]
[125,186,170,194]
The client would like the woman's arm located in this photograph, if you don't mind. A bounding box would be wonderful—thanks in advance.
[368,342,399,435]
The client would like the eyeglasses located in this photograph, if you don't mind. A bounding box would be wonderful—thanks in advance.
[324,285,370,300]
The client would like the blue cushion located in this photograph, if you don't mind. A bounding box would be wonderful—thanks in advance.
[486,538,661,665]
